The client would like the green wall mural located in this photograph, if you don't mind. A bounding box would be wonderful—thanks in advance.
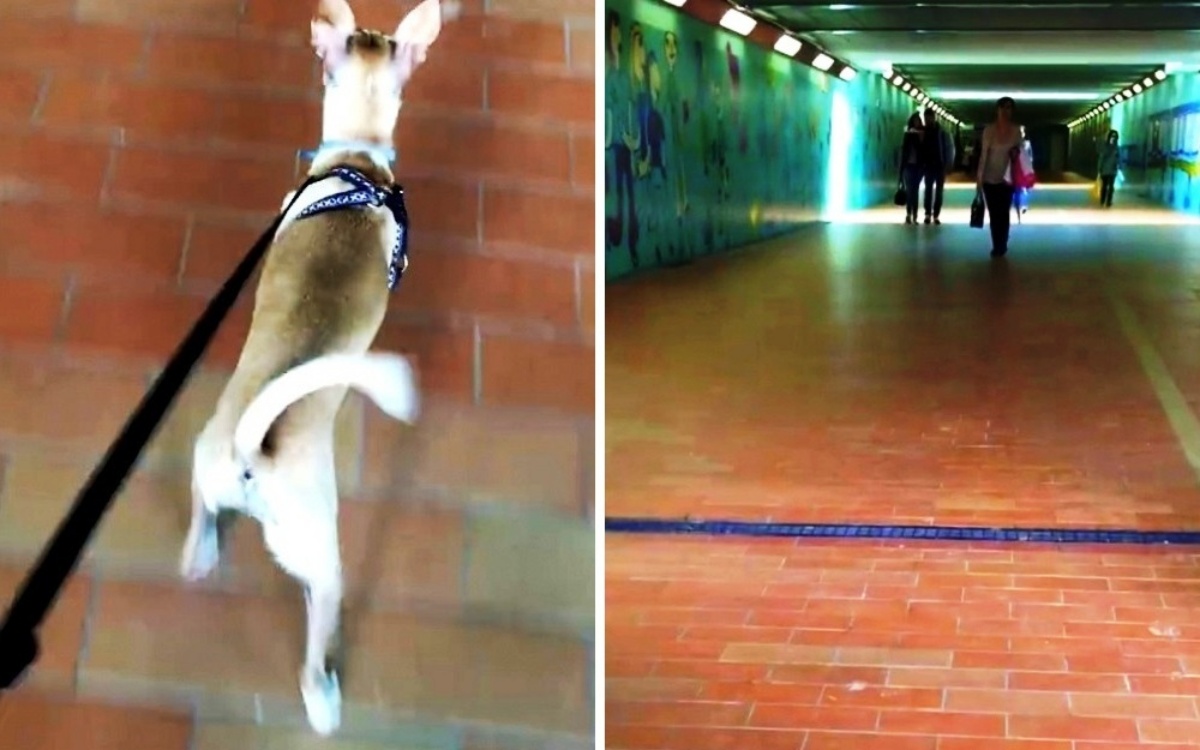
[604,0,926,280]
[1069,71,1200,213]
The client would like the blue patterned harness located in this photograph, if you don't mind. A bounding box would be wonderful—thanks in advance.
[295,166,409,291]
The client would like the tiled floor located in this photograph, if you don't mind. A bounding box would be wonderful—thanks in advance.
[607,535,1200,750]
[606,182,1200,747]
[607,183,1200,529]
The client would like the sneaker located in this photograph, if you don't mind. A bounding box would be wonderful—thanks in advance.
[923,215,931,224]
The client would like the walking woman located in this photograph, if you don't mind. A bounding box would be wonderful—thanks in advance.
[975,96,1023,257]
[899,112,924,224]
[1098,130,1120,207]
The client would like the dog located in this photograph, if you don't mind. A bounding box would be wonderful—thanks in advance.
[178,0,451,735]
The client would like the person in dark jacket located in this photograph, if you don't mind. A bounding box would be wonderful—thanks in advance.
[1097,130,1120,207]
[899,112,924,224]
[919,109,955,224]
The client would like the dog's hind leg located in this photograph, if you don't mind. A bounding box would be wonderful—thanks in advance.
[299,568,344,736]
[261,458,345,736]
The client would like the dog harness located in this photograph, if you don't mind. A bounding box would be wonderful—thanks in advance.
[294,166,410,291]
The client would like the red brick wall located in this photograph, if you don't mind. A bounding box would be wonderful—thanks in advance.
[0,0,595,744]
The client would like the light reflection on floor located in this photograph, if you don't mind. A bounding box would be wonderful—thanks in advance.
[842,179,1200,226]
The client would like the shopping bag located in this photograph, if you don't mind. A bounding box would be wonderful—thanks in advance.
[970,190,986,228]
[1010,147,1036,190]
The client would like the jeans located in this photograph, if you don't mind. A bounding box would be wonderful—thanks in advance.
[982,182,1015,252]
[923,165,945,218]
[902,164,922,217]
[1099,174,1116,207]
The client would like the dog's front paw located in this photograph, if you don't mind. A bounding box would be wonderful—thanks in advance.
[301,668,342,736]
[179,516,220,581]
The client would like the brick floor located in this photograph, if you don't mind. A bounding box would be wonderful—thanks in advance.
[607,535,1200,749]
[606,186,1200,747]
[607,188,1200,529]
[0,0,594,744]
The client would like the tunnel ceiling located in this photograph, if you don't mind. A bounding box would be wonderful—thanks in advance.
[743,0,1200,125]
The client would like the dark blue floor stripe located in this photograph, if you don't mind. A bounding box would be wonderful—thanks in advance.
[604,517,1200,546]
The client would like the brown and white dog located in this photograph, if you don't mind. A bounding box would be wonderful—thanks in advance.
[178,0,450,735]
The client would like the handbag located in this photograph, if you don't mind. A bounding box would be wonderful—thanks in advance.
[893,179,907,207]
[970,189,986,228]
[1010,143,1036,190]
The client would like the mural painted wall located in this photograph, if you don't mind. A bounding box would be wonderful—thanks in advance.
[1069,71,1200,212]
[604,0,927,280]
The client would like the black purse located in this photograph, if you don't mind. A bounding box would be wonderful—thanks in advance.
[893,179,907,207]
[970,189,986,228]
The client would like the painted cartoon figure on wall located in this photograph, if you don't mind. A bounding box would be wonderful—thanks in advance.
[605,9,640,266]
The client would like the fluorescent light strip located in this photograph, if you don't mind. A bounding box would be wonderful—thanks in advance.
[812,52,835,71]
[935,90,1104,101]
[774,34,802,56]
[718,8,756,35]
[661,0,687,5]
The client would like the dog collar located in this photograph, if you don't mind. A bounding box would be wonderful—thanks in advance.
[299,141,396,174]
[294,167,409,291]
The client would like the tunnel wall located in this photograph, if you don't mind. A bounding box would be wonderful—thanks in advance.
[1069,71,1200,213]
[604,0,919,280]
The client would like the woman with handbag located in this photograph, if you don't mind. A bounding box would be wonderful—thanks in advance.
[975,96,1024,257]
[897,112,924,224]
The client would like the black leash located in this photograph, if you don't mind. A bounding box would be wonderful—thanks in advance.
[0,175,321,693]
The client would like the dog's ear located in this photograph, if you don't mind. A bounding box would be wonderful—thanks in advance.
[312,0,356,67]
[394,0,445,53]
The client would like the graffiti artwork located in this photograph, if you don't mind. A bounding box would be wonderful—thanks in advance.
[605,0,915,279]
[1146,103,1200,210]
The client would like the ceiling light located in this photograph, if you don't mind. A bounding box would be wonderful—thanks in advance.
[892,75,904,86]
[718,8,757,35]
[839,66,857,81]
[1155,69,1167,80]
[1122,88,1132,97]
[935,90,1102,101]
[1133,84,1143,93]
[902,82,912,92]
[774,35,802,56]
[1143,77,1154,87]
[812,53,835,71]
[661,0,687,5]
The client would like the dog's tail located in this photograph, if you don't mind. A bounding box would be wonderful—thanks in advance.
[233,352,419,463]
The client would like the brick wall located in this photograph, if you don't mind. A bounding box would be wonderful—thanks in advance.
[0,0,595,747]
